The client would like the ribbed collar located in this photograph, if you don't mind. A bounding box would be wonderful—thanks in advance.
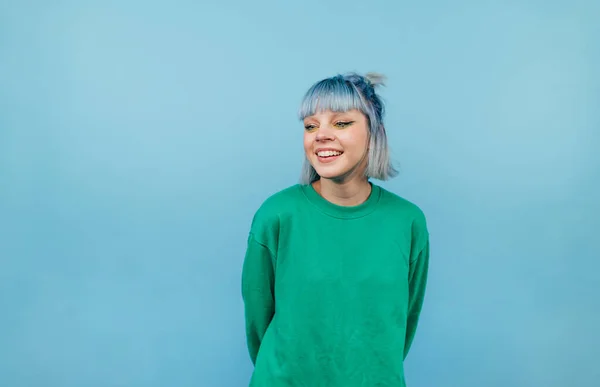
[300,182,381,219]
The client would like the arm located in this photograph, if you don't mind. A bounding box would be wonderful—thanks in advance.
[403,239,430,359]
[241,232,276,365]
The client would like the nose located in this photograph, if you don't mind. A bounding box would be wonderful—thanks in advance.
[314,124,334,142]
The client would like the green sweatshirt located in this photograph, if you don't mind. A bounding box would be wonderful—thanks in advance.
[241,182,430,386]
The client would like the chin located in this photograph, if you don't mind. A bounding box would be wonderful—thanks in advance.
[312,160,366,182]
[314,167,349,181]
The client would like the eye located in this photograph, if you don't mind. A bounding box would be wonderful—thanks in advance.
[334,121,354,128]
[304,124,317,132]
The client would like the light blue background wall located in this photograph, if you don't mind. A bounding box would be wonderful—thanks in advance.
[1,1,598,386]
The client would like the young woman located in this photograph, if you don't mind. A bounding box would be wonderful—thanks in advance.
[241,72,430,386]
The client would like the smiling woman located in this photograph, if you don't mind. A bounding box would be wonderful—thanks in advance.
[241,72,430,386]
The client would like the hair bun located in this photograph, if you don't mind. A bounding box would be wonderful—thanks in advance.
[365,72,386,88]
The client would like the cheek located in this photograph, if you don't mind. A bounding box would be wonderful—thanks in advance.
[340,129,369,153]
[303,133,313,153]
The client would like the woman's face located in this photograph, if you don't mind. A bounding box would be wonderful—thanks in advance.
[303,109,370,182]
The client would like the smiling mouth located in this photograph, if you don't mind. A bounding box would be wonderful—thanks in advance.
[316,150,343,158]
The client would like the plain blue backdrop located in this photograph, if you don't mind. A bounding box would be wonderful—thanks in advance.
[1,1,599,386]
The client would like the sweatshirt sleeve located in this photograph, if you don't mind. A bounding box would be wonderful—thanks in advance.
[241,232,276,365]
[403,235,430,359]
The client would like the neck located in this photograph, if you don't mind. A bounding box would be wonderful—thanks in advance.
[312,177,372,207]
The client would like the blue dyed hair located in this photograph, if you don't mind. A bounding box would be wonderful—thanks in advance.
[298,72,398,184]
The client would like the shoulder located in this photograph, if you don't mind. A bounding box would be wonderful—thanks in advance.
[250,184,304,230]
[253,184,303,219]
[377,185,428,237]
[378,186,426,220]
[258,184,304,212]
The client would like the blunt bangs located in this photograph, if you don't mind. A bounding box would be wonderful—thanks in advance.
[298,76,368,120]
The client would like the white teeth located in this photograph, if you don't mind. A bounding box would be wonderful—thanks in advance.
[317,150,342,157]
